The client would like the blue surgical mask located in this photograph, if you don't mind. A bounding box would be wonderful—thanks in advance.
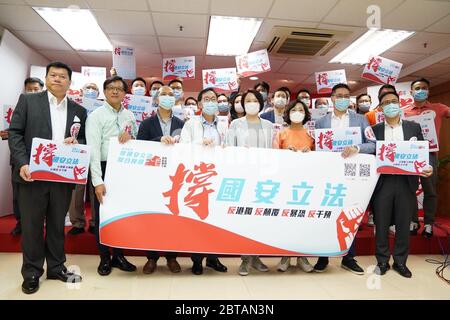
[150,89,158,98]
[335,98,350,111]
[383,103,400,118]
[84,88,98,99]
[218,102,229,113]
[158,95,176,110]
[413,89,428,102]
[133,87,146,96]
[260,91,268,102]
[203,101,218,116]
[173,89,183,100]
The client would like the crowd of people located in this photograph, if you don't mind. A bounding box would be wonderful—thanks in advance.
[1,61,449,295]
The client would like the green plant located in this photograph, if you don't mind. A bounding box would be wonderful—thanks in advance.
[438,155,450,168]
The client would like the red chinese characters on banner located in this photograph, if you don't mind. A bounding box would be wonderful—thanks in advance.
[73,166,86,181]
[163,162,218,220]
[317,73,328,86]
[114,47,121,55]
[336,208,365,251]
[4,107,13,125]
[367,57,382,72]
[378,143,396,162]
[318,131,333,150]
[414,160,427,173]
[146,156,161,167]
[164,59,176,73]
[204,71,217,85]
[32,143,57,167]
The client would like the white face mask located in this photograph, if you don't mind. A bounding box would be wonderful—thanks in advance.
[358,102,371,112]
[244,102,260,115]
[290,111,305,124]
[274,97,287,108]
[234,102,244,113]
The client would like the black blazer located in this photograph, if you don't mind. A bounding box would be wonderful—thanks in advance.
[137,113,184,141]
[372,120,424,194]
[8,90,87,183]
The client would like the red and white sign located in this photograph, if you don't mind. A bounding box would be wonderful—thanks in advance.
[29,138,91,184]
[315,69,347,94]
[162,56,195,81]
[202,68,239,93]
[99,140,379,256]
[405,112,439,152]
[315,127,362,152]
[81,66,106,99]
[112,46,136,80]
[376,141,429,175]
[235,49,271,77]
[361,55,403,85]
[123,94,156,126]
[2,104,14,130]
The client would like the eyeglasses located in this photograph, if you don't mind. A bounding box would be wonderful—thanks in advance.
[106,85,125,92]
[380,99,399,107]
[203,97,217,103]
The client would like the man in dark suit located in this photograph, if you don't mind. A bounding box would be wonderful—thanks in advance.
[137,85,184,274]
[372,91,433,278]
[8,62,87,294]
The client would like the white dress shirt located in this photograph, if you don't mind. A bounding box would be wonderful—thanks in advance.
[384,119,404,141]
[331,110,350,129]
[201,115,221,145]
[48,91,68,143]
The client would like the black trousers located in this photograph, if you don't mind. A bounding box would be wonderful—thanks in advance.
[413,152,437,225]
[93,161,123,258]
[146,251,177,261]
[18,181,73,279]
[372,175,416,265]
[191,253,218,264]
[11,166,20,224]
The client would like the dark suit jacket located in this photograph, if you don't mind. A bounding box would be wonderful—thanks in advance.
[137,113,184,141]
[8,90,87,183]
[372,120,424,194]
[260,110,275,123]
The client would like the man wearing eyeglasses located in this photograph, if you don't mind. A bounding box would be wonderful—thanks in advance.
[314,83,376,275]
[86,76,138,277]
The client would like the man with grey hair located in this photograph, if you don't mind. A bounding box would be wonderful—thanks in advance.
[137,85,185,274]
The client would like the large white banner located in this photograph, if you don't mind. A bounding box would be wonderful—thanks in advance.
[99,141,379,256]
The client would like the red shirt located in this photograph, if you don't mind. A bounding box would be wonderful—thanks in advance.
[402,101,450,141]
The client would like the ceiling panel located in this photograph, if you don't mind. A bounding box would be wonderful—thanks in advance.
[159,37,206,55]
[107,34,160,53]
[410,63,450,78]
[381,51,428,67]
[426,13,450,33]
[210,0,274,18]
[255,19,318,43]
[39,50,87,66]
[0,4,52,31]
[382,0,450,31]
[86,0,149,11]
[152,13,208,38]
[24,0,89,8]
[78,51,112,67]
[93,10,154,35]
[389,32,450,55]
[268,0,339,22]
[322,0,403,27]
[15,30,72,51]
[147,0,209,14]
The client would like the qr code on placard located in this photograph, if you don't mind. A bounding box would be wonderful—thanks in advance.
[344,163,357,177]
[359,164,371,177]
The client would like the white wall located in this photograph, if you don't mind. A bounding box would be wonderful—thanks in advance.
[0,29,49,217]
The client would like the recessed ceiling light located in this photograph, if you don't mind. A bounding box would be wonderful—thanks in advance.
[33,7,112,51]
[249,76,259,80]
[329,28,414,65]
[206,16,263,56]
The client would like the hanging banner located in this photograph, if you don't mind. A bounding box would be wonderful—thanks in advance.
[162,56,195,81]
[2,104,14,130]
[29,138,91,184]
[112,46,136,80]
[202,68,239,93]
[235,49,271,77]
[361,55,403,85]
[315,69,347,94]
[314,127,362,152]
[99,140,379,256]
[405,113,439,152]
[376,141,429,175]
[123,94,156,126]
